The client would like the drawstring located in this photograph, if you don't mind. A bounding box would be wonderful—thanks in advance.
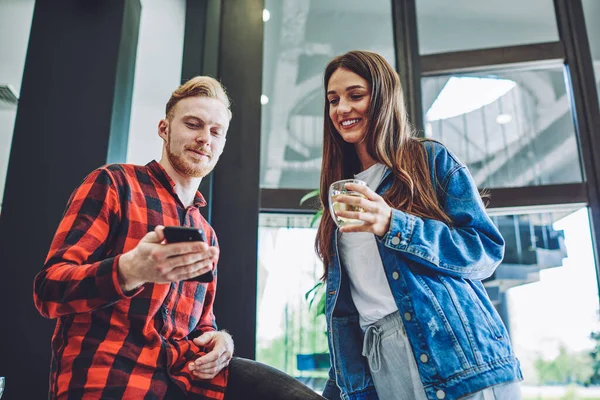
[362,325,382,372]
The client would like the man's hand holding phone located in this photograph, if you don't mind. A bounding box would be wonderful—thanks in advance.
[117,225,218,292]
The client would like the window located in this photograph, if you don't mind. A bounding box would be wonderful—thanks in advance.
[260,0,396,190]
[416,0,559,55]
[496,207,600,396]
[582,0,600,106]
[0,0,35,214]
[256,213,327,391]
[126,0,186,165]
[255,207,600,395]
[422,67,582,188]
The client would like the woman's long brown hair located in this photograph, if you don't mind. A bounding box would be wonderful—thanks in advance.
[315,50,452,277]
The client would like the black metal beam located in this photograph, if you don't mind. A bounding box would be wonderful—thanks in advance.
[260,183,588,214]
[554,0,600,304]
[181,0,215,223]
[260,188,320,214]
[421,41,565,76]
[391,0,424,132]
[211,0,263,360]
[181,0,209,83]
[486,183,587,211]
[0,1,140,398]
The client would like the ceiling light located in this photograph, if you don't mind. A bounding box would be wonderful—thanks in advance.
[496,114,513,124]
[426,77,517,121]
[263,9,270,22]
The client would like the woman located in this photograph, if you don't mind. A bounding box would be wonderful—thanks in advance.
[316,50,522,400]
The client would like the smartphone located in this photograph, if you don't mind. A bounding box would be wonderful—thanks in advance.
[162,226,213,283]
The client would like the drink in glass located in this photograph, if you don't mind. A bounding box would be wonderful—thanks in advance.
[329,179,367,227]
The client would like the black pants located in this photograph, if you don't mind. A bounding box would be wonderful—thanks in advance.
[225,357,324,399]
[167,357,325,399]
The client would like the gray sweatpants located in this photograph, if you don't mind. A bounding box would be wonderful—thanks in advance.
[361,311,522,400]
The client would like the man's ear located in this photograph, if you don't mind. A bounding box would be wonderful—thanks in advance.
[158,119,168,141]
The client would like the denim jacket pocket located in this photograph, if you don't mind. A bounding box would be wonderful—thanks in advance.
[436,276,512,365]
[413,274,471,375]
[463,282,504,340]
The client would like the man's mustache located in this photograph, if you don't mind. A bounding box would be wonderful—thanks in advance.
[186,146,212,158]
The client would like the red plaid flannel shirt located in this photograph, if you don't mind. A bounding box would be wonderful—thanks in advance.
[33,161,227,399]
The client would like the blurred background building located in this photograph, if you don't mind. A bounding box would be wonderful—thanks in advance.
[1,0,599,398]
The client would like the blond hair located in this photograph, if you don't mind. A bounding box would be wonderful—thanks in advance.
[165,76,232,120]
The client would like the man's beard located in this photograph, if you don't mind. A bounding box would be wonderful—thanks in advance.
[166,136,211,178]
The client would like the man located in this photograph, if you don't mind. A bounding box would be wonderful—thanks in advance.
[34,76,324,400]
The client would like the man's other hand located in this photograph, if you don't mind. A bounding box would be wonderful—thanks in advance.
[189,331,234,379]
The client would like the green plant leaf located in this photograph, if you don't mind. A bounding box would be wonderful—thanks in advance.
[300,189,320,205]
[316,289,326,316]
[299,189,328,335]
[305,281,323,303]
[310,210,323,228]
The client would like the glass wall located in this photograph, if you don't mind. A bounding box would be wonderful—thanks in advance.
[260,0,396,190]
[256,0,600,397]
[256,213,326,391]
[416,0,559,55]
[499,207,600,397]
[258,0,395,388]
[415,1,600,396]
[582,0,600,105]
[126,0,186,165]
[0,0,35,214]
[422,66,582,188]
[256,207,600,395]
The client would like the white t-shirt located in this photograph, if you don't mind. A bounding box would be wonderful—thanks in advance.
[338,163,398,330]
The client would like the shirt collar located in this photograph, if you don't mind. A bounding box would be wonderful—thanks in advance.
[146,160,207,208]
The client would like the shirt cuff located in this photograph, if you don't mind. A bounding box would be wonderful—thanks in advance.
[107,254,144,299]
[383,209,415,250]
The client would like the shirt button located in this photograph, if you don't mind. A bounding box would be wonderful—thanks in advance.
[436,390,446,399]
[391,236,401,245]
[392,271,400,280]
[164,307,170,315]
[420,354,429,363]
[404,312,412,321]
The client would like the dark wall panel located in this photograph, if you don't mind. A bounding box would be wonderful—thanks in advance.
[211,0,263,359]
[0,1,140,397]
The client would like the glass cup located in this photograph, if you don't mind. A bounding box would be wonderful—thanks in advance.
[328,179,367,228]
[0,376,4,399]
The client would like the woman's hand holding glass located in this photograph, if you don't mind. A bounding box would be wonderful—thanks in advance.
[333,182,392,237]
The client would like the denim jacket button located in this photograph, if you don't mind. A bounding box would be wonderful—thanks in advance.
[391,236,401,245]
[403,312,412,321]
[420,354,429,363]
[392,271,400,280]
[436,389,446,399]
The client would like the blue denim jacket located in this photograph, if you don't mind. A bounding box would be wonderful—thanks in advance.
[323,141,522,400]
